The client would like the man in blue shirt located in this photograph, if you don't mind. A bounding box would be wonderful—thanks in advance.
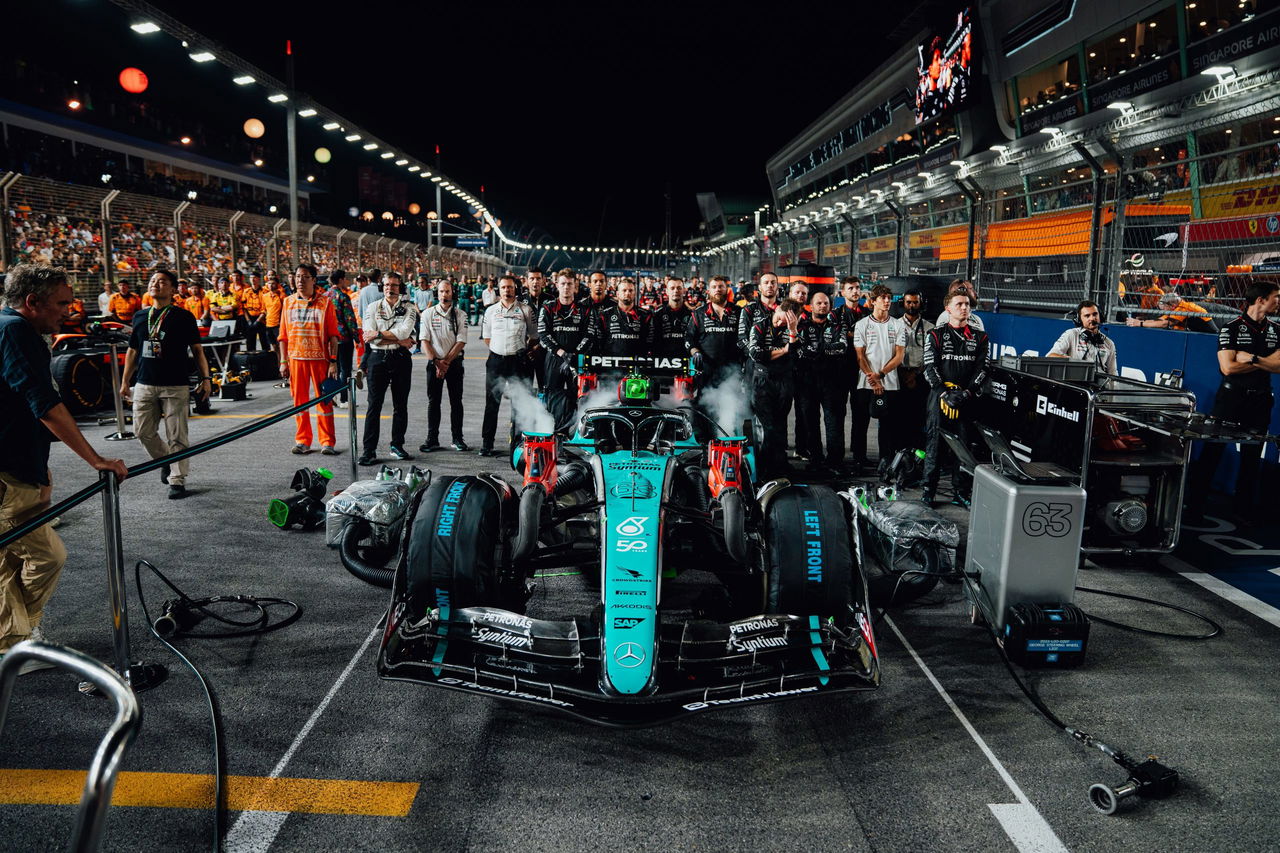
[0,264,128,671]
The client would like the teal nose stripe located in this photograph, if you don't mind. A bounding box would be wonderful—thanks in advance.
[809,615,831,686]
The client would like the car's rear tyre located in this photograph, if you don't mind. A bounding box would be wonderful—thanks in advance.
[765,484,853,618]
[51,352,106,413]
[404,475,517,616]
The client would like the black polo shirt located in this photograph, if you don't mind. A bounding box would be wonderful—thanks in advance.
[0,307,63,486]
[129,305,200,387]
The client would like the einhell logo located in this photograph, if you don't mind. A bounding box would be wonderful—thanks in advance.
[1036,395,1080,422]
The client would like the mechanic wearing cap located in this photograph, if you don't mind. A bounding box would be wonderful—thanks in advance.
[1127,290,1216,332]
[538,269,595,434]
[747,298,803,479]
[1184,279,1280,527]
[419,279,470,453]
[479,274,538,458]
[920,289,990,507]
[278,264,341,455]
[359,274,418,466]
[1049,300,1117,374]
[796,291,849,474]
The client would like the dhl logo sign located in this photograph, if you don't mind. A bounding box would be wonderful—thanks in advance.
[857,236,897,253]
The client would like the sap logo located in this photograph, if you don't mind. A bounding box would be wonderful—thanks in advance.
[613,617,645,629]
[1035,395,1080,422]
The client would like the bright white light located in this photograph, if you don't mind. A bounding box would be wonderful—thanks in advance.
[131,21,161,34]
[267,93,288,103]
[187,190,198,200]
[1201,65,1236,78]
[363,143,378,150]
[298,108,317,117]
[917,172,930,179]
[345,134,362,142]
[380,151,394,159]
[990,144,1008,152]
[408,165,420,172]
[950,160,965,167]
[395,158,408,165]
[233,75,255,85]
[269,205,278,214]
[100,173,112,183]
[431,176,442,182]
[1108,101,1133,111]
[189,51,215,63]
[322,121,340,130]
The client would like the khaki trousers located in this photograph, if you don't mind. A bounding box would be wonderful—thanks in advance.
[0,472,67,652]
[133,383,191,485]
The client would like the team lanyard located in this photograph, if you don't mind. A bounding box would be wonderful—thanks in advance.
[146,305,170,341]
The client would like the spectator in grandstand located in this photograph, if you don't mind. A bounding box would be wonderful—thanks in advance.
[109,279,141,323]
[1127,290,1218,333]
[185,281,211,327]
[327,270,357,408]
[242,274,268,351]
[278,264,341,455]
[419,279,470,452]
[1,264,128,671]
[119,270,212,499]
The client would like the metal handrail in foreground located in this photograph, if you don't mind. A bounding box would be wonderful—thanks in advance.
[0,641,142,853]
[0,373,358,689]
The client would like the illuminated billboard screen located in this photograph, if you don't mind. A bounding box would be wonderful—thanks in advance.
[915,6,974,125]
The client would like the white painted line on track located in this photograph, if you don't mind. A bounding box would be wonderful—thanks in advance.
[223,623,383,853]
[884,616,1068,853]
[1162,555,1280,630]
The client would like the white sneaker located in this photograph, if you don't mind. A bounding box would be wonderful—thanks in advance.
[29,625,46,643]
[49,517,61,529]
[335,401,349,409]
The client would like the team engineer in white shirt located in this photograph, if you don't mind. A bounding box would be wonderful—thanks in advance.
[478,274,538,457]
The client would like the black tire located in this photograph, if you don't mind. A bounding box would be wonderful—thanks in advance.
[404,475,512,616]
[718,488,748,565]
[765,484,853,618]
[231,350,280,381]
[51,352,106,413]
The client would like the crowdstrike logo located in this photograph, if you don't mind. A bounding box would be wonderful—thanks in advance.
[1035,394,1080,422]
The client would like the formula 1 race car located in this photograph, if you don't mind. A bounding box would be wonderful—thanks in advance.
[370,356,880,726]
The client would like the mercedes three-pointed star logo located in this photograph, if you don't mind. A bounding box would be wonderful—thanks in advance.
[613,642,646,668]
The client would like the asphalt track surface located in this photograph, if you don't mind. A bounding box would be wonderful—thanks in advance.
[2,340,1278,852]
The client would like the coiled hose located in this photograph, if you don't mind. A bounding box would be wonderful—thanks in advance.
[338,518,395,588]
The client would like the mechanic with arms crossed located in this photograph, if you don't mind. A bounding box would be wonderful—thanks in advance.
[1184,279,1280,527]
[1048,300,1117,375]
[747,298,803,480]
[538,269,595,434]
[920,290,991,507]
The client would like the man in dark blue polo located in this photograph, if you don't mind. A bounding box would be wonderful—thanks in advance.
[0,264,128,672]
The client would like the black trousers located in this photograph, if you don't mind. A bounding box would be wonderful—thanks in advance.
[922,388,978,493]
[483,352,532,450]
[855,388,900,464]
[363,349,412,454]
[426,359,466,443]
[692,361,743,443]
[335,338,354,402]
[245,318,270,352]
[1186,384,1274,515]
[543,352,577,435]
[793,370,816,458]
[752,369,794,479]
[849,379,872,464]
[898,370,930,452]
[799,375,848,465]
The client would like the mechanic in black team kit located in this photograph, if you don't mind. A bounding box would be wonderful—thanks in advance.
[686,274,742,441]
[796,290,849,475]
[538,269,594,434]
[738,272,781,377]
[650,276,692,359]
[596,277,651,357]
[747,298,803,480]
[579,270,614,320]
[1184,279,1280,527]
[519,268,552,392]
[920,290,990,507]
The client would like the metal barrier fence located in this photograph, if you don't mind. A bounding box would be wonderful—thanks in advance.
[722,138,1280,318]
[0,173,507,296]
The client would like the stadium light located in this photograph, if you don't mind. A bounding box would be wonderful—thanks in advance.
[380,151,394,159]
[298,108,317,117]
[408,165,420,172]
[233,75,255,85]
[1107,101,1133,111]
[344,133,362,141]
[189,51,216,62]
[363,142,378,150]
[395,158,409,166]
[187,190,198,200]
[322,121,341,130]
[990,144,1008,152]
[267,93,288,103]
[1201,65,1236,79]
[1040,126,1061,135]
[130,21,161,34]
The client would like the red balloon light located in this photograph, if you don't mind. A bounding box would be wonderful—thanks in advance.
[118,67,149,94]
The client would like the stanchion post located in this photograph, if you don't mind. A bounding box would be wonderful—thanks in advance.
[347,372,358,481]
[104,343,135,441]
[80,471,167,697]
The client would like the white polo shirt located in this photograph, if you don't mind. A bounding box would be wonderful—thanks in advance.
[481,300,536,356]
[854,314,908,390]
[420,302,468,359]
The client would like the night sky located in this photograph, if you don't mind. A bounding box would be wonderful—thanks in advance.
[21,1,938,245]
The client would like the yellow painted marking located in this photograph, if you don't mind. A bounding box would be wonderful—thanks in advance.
[0,769,418,817]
